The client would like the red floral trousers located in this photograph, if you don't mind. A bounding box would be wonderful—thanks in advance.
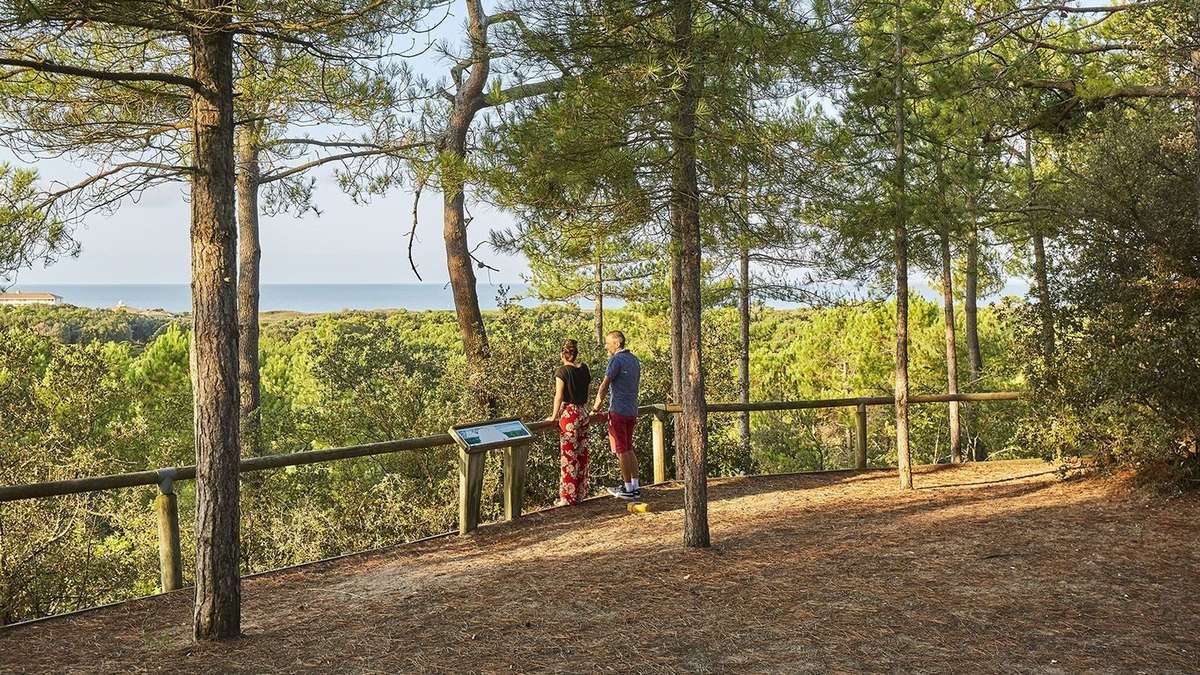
[559,403,590,504]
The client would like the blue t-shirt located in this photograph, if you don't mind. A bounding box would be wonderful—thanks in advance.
[605,349,641,417]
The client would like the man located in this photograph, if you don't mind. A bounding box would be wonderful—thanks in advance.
[592,330,642,500]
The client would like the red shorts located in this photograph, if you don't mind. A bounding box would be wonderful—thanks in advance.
[607,412,637,456]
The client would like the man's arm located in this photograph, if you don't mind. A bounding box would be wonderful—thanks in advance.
[592,376,611,413]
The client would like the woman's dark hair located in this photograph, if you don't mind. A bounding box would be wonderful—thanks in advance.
[561,339,579,363]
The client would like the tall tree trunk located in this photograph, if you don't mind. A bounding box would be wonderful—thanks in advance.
[1026,136,1055,369]
[893,6,913,490]
[594,242,604,348]
[444,189,491,405]
[236,126,261,458]
[940,229,962,463]
[964,211,986,461]
[964,202,982,380]
[738,245,751,473]
[669,244,684,479]
[441,0,493,408]
[189,3,241,640]
[672,0,709,548]
[1192,43,1199,232]
[1032,231,1054,366]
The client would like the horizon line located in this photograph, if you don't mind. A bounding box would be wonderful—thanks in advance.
[10,281,526,286]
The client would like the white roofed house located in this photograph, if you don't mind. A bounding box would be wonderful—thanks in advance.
[0,292,62,306]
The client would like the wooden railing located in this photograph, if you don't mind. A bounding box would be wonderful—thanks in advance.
[652,391,1023,481]
[0,392,1019,596]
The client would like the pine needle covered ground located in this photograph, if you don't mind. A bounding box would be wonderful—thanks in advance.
[2,460,1196,673]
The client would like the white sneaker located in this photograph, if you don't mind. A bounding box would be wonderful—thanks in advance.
[606,485,636,500]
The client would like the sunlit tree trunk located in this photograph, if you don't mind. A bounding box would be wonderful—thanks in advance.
[940,229,962,463]
[1032,231,1054,365]
[1192,44,1199,232]
[441,0,493,409]
[1026,136,1054,369]
[188,0,241,640]
[672,0,709,547]
[235,125,262,458]
[670,245,684,479]
[893,6,912,490]
[594,242,604,348]
[964,210,986,461]
[964,202,982,380]
[738,245,751,473]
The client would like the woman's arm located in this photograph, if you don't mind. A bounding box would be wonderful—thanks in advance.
[549,377,566,421]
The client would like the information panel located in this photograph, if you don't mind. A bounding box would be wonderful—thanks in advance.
[449,417,534,452]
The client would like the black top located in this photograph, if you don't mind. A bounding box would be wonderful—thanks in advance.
[555,363,591,406]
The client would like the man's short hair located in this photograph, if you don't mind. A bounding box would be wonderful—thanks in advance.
[607,330,626,348]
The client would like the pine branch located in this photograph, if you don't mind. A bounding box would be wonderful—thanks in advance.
[258,145,419,184]
[1020,78,1190,99]
[0,57,205,92]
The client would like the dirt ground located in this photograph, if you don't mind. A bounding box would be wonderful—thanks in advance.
[2,460,1197,674]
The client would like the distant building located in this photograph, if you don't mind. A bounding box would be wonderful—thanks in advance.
[0,292,63,306]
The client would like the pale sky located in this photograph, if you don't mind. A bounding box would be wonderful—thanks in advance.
[15,162,527,285]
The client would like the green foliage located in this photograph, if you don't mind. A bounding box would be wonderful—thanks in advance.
[0,305,173,345]
[1015,107,1200,490]
[0,331,154,623]
[0,164,74,286]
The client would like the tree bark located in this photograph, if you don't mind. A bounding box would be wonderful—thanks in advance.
[964,210,986,461]
[940,229,962,463]
[669,243,684,479]
[441,0,493,409]
[236,125,261,458]
[1026,136,1055,369]
[738,245,751,473]
[1032,231,1054,366]
[893,7,913,490]
[1192,43,1199,233]
[594,242,604,348]
[672,0,709,548]
[188,1,241,640]
[964,204,982,380]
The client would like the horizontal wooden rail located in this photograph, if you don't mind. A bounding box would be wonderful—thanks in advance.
[0,396,1018,503]
[667,391,1021,414]
[0,405,657,503]
[654,391,1022,471]
[0,435,451,503]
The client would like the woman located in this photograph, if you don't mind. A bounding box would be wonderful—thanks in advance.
[549,339,591,505]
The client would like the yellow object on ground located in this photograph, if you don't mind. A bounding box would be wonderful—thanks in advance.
[627,502,650,513]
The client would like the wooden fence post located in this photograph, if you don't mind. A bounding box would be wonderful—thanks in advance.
[458,448,485,534]
[855,403,868,470]
[652,410,666,484]
[502,445,528,521]
[155,469,183,592]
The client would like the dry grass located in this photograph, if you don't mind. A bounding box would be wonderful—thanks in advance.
[2,460,1197,674]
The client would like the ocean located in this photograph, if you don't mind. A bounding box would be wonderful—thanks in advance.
[9,280,1030,314]
[10,284,539,314]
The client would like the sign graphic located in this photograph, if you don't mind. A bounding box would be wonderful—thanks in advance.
[450,418,534,452]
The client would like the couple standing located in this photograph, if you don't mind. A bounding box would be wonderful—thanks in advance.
[548,330,641,505]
